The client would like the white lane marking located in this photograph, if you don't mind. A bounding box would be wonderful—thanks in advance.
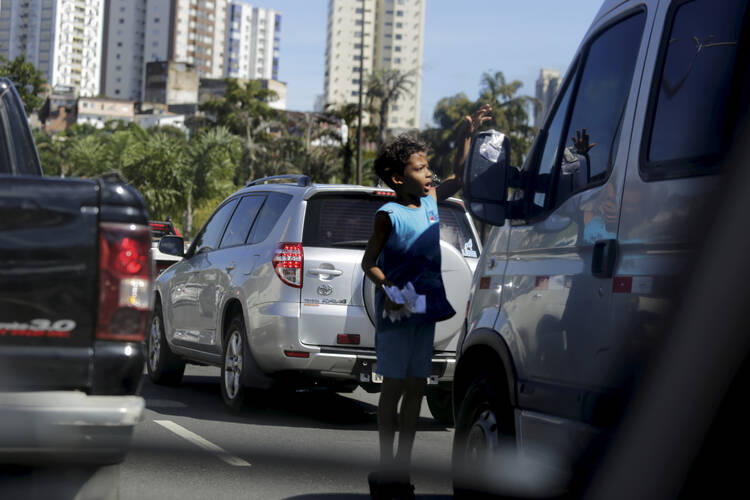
[154,419,251,467]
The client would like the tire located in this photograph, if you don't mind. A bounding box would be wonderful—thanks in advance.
[426,385,455,426]
[452,375,515,499]
[146,302,186,386]
[220,315,250,412]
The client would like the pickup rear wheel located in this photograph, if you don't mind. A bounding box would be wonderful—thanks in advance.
[147,303,185,386]
[452,375,515,498]
[221,316,249,412]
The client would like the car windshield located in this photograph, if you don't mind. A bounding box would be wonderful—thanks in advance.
[302,193,479,257]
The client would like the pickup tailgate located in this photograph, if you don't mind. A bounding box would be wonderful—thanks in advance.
[0,176,99,389]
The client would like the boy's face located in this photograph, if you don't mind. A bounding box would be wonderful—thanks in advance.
[393,151,432,197]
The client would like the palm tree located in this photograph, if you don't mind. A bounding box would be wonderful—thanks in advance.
[181,127,242,234]
[200,79,280,184]
[325,103,359,184]
[366,68,416,148]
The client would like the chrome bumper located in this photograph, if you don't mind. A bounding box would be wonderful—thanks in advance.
[0,391,144,464]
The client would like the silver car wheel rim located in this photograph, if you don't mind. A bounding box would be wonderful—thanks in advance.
[466,408,499,466]
[224,330,242,400]
[149,315,161,372]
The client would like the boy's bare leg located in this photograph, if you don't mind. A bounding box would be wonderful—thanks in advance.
[395,376,427,477]
[378,377,404,474]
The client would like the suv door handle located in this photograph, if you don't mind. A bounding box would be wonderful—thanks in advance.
[225,262,235,272]
[592,239,618,278]
[309,268,343,276]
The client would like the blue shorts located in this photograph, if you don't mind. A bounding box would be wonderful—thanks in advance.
[375,322,435,379]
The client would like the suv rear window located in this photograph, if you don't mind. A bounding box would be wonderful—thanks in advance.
[303,194,479,257]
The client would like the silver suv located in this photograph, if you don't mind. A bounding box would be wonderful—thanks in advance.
[149,175,480,419]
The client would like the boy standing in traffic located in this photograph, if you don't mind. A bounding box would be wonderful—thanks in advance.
[362,104,491,498]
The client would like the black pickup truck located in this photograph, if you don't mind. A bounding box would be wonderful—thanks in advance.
[0,78,149,462]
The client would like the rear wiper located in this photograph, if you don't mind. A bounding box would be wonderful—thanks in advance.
[329,240,368,247]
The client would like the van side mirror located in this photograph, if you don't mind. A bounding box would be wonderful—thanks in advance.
[463,130,511,226]
[158,235,184,258]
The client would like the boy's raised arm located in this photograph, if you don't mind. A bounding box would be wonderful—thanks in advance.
[435,104,492,202]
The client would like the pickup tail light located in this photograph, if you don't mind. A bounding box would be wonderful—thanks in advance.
[97,222,152,341]
[273,242,303,288]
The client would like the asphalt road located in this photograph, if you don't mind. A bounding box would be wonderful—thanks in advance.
[118,365,455,499]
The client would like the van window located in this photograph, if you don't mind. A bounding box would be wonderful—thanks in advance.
[303,194,479,257]
[190,198,239,255]
[557,12,645,202]
[644,0,748,179]
[247,192,292,244]
[526,12,645,215]
[219,195,265,248]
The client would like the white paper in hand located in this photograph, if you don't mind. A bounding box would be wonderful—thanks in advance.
[381,282,426,322]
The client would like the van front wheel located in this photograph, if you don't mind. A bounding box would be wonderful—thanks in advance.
[452,375,515,498]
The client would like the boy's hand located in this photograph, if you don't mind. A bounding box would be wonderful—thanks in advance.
[381,280,404,313]
[461,104,492,137]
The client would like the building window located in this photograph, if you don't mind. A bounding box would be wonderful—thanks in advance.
[395,46,401,52]
[154,17,160,23]
[395,34,402,40]
[396,11,403,16]
[352,91,359,96]
[396,23,403,28]
[115,90,120,95]
[352,79,360,85]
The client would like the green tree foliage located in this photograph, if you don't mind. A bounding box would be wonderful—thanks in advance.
[181,126,242,234]
[423,70,537,178]
[200,78,279,184]
[324,103,358,184]
[0,55,47,114]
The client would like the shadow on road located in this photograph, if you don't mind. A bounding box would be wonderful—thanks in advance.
[285,495,452,499]
[140,373,447,432]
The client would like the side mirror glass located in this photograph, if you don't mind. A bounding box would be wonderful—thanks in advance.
[158,235,184,258]
[463,130,511,226]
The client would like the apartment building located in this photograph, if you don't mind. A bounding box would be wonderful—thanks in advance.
[170,0,228,78]
[0,0,105,97]
[324,0,424,130]
[102,0,147,100]
[225,1,281,81]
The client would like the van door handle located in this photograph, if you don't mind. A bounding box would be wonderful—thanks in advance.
[309,268,343,276]
[592,239,618,278]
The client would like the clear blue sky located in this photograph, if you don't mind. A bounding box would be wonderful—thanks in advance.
[248,1,604,128]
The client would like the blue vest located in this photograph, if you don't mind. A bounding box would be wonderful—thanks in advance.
[375,195,456,329]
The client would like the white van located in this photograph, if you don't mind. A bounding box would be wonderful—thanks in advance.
[452,0,749,495]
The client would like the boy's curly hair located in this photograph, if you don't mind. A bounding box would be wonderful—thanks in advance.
[374,134,430,189]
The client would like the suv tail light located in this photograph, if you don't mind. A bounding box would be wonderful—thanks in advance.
[97,222,152,341]
[273,242,303,288]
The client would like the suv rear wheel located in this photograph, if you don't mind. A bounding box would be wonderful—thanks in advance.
[147,302,186,386]
[221,315,249,412]
[452,374,515,498]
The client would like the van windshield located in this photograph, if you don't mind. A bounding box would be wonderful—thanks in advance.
[303,194,479,258]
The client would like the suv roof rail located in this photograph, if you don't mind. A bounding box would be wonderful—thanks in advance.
[245,174,311,187]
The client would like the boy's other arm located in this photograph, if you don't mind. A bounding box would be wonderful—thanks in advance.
[361,211,393,288]
[362,212,403,313]
[434,104,492,202]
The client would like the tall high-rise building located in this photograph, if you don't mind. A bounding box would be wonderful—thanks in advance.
[535,68,561,128]
[324,0,425,130]
[101,0,281,101]
[0,0,105,97]
[170,0,228,78]
[225,1,281,81]
[102,0,147,101]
